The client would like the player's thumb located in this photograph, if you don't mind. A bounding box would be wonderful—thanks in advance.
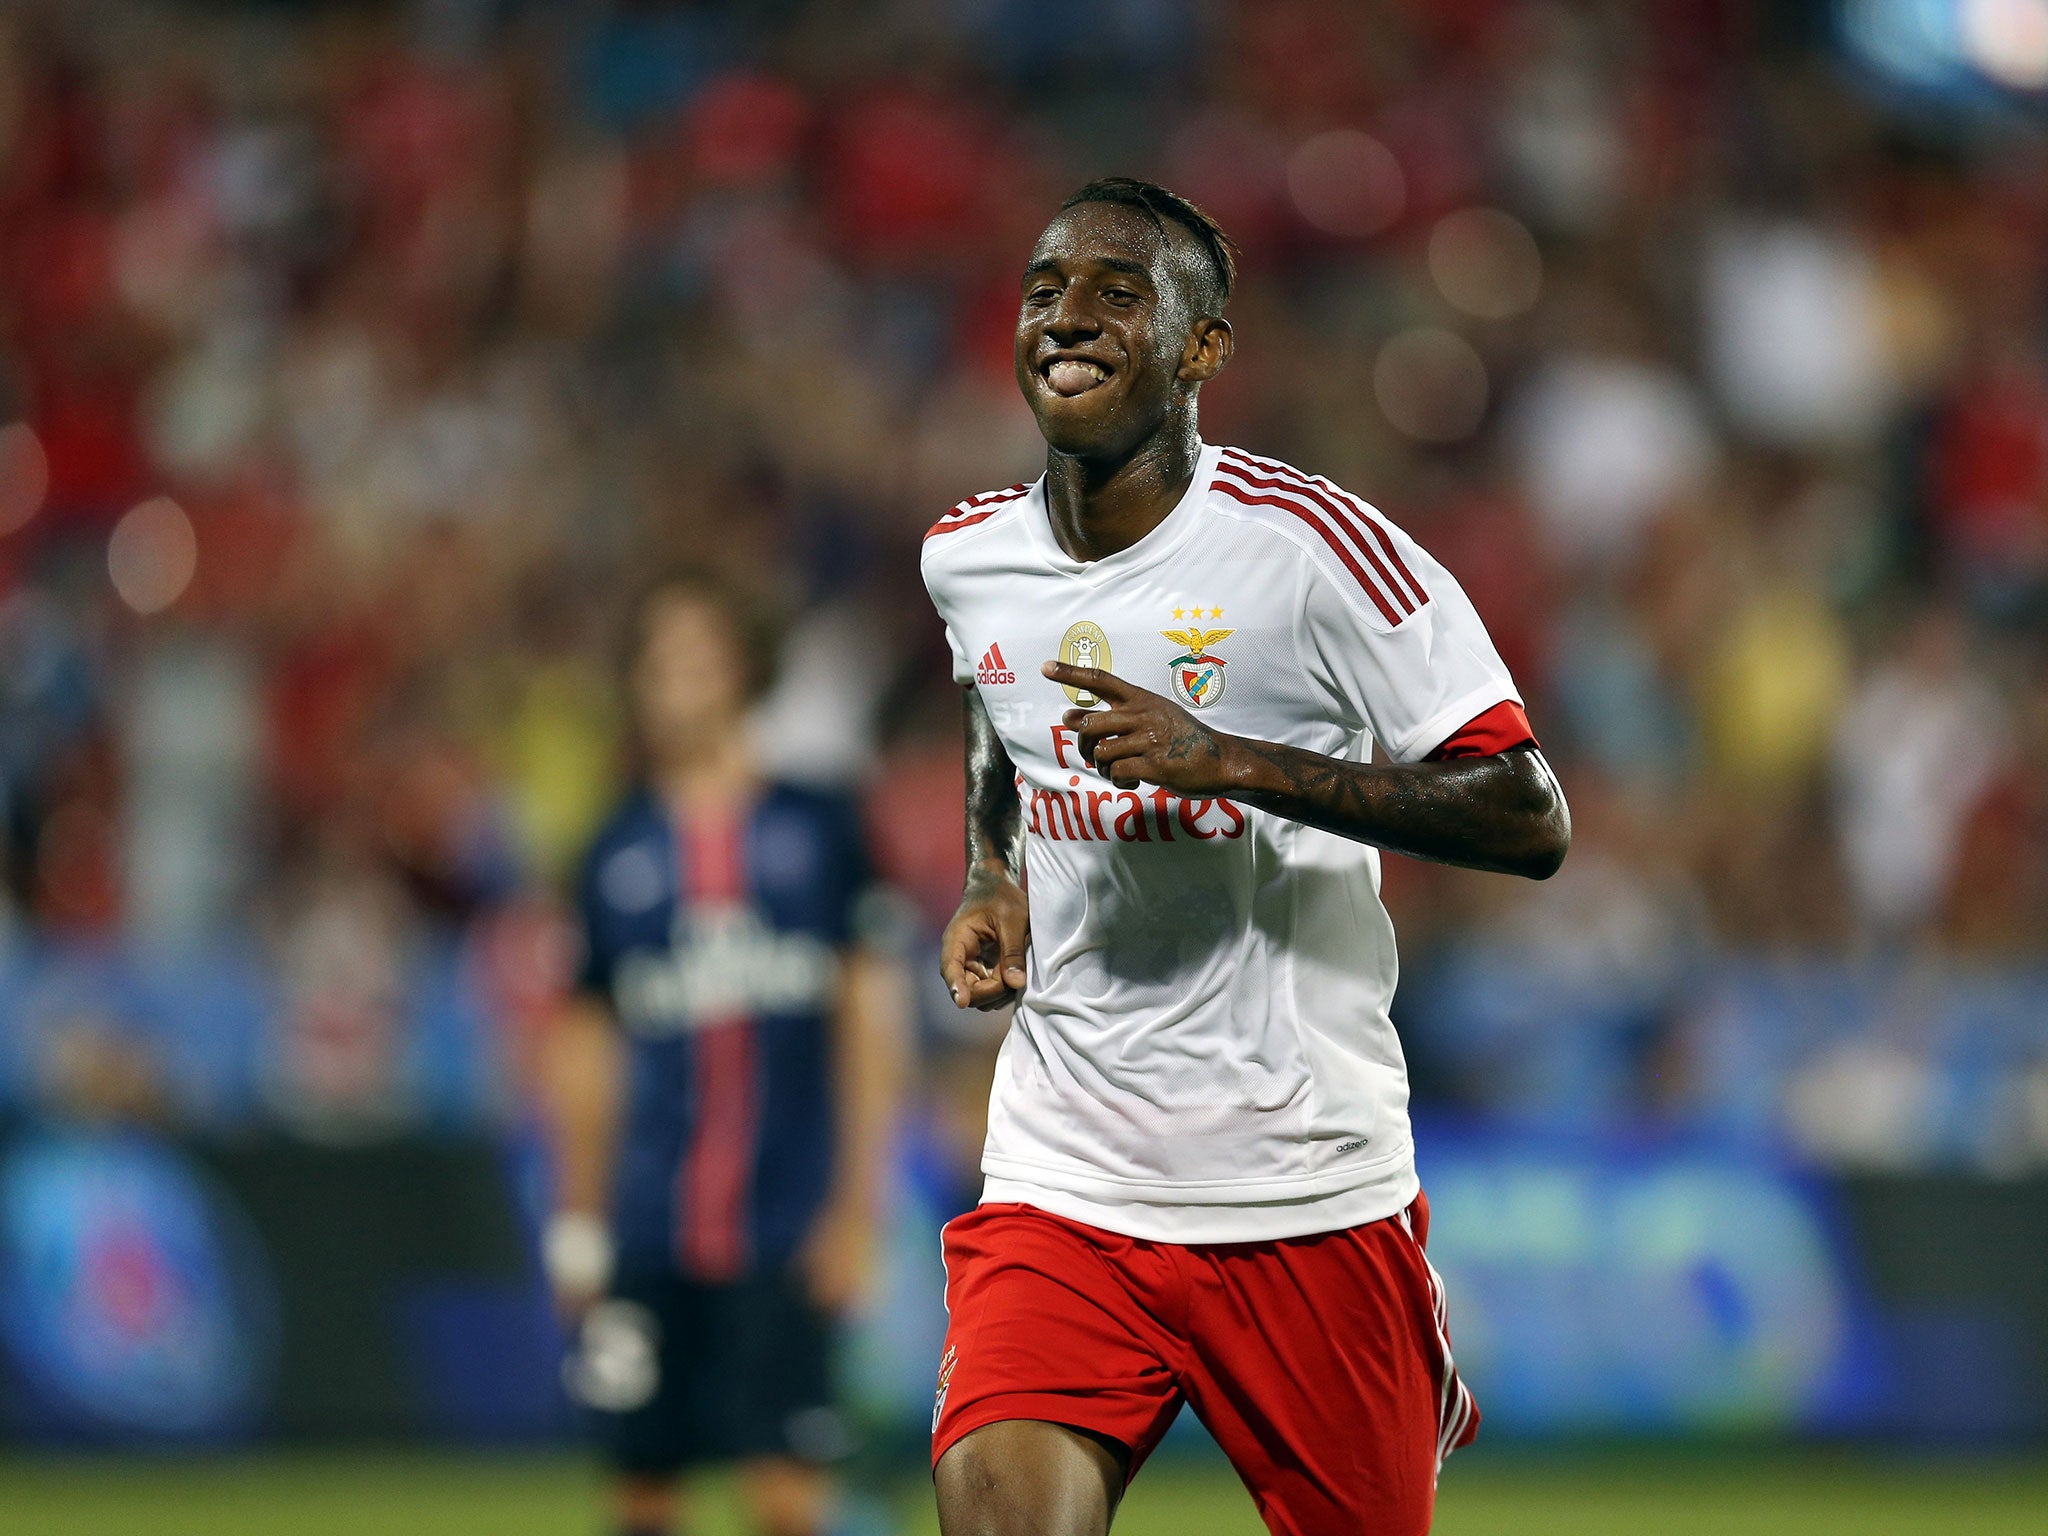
[998,923,1028,989]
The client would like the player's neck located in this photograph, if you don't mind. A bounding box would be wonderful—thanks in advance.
[656,731,757,818]
[1042,422,1202,562]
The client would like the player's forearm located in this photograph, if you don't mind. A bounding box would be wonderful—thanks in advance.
[830,950,909,1214]
[1220,738,1570,879]
[963,687,1024,883]
[541,998,624,1217]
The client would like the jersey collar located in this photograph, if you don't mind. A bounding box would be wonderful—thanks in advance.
[1022,441,1222,582]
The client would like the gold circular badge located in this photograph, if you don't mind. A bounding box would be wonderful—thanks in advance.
[1057,621,1112,706]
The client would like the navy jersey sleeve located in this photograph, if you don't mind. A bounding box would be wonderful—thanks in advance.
[820,793,885,950]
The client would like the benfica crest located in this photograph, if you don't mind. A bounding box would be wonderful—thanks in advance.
[1161,624,1234,709]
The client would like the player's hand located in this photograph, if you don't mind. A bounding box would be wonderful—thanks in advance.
[799,1195,876,1313]
[939,865,1029,1010]
[542,1209,614,1323]
[1043,661,1238,796]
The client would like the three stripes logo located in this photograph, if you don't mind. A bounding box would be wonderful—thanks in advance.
[1211,448,1429,628]
[975,642,1017,686]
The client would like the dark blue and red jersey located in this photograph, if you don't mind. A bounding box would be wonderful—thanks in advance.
[574,783,879,1280]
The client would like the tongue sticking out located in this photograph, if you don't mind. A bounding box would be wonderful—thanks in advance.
[1047,360,1104,396]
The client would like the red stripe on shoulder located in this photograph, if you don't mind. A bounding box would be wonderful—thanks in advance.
[1226,450,1428,610]
[1329,487,1427,610]
[1210,479,1403,625]
[1217,455,1417,617]
[925,507,998,540]
[925,484,1028,541]
[965,481,1029,508]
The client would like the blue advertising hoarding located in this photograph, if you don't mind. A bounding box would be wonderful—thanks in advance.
[1414,1122,1881,1435]
[0,1131,278,1439]
[0,1118,2035,1446]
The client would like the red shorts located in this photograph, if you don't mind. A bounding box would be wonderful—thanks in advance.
[931,1195,1478,1536]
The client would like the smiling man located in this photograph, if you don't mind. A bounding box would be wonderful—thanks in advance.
[917,179,1571,1536]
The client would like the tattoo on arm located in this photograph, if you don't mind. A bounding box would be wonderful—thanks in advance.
[1160,717,1225,769]
[1228,738,1569,879]
[964,689,1024,882]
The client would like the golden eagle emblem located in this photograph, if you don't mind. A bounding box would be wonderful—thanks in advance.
[1159,627,1235,654]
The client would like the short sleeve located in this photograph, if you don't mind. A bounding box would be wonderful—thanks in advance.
[942,621,975,687]
[1299,518,1524,765]
[1427,699,1537,760]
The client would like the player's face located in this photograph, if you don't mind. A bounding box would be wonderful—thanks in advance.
[1015,203,1214,459]
[633,592,748,765]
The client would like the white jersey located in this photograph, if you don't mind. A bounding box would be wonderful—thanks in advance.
[920,442,1523,1242]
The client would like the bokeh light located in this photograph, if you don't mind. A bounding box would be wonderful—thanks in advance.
[1373,328,1489,442]
[1962,0,2048,87]
[0,420,50,535]
[1428,208,1544,320]
[107,497,198,615]
[1286,130,1406,239]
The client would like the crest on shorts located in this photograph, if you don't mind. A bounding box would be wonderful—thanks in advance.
[1160,622,1235,709]
[1057,621,1112,706]
[932,1343,959,1430]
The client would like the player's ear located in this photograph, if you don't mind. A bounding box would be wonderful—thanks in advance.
[1179,317,1232,384]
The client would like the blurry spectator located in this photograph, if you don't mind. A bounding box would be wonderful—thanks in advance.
[751,602,895,790]
[1549,591,1696,790]
[1938,664,2048,952]
[1480,777,1710,1002]
[118,635,259,945]
[1831,606,2009,943]
[261,853,422,1144]
[490,641,624,886]
[1702,215,1892,449]
[1,584,101,918]
[1508,295,1717,569]
[1922,334,2048,623]
[1493,1,1626,235]
[1696,538,1853,797]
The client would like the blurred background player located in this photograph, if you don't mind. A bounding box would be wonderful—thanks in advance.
[541,571,905,1536]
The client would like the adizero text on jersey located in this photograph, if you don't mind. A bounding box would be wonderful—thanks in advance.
[920,444,1525,1243]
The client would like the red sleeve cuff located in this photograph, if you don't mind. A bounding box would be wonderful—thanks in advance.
[1425,700,1538,760]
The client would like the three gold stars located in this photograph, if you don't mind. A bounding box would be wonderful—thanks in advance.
[1170,605,1225,620]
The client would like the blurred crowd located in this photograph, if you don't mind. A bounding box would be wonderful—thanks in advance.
[3,0,2047,1169]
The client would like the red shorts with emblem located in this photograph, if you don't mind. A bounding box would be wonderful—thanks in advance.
[931,1194,1477,1536]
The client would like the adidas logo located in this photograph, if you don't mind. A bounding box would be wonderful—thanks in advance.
[976,643,1017,686]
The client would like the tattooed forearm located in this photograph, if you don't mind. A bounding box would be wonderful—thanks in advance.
[964,688,1025,882]
[1039,658,1567,879]
[1225,737,1570,880]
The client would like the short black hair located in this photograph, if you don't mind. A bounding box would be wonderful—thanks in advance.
[1059,177,1239,314]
